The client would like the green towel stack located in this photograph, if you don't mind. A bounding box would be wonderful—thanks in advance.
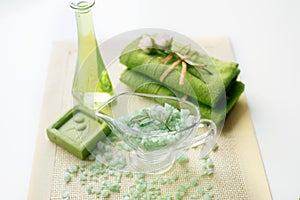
[119,36,245,125]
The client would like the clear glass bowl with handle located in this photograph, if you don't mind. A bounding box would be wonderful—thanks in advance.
[95,92,217,174]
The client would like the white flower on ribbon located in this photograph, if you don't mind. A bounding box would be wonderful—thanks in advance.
[138,35,154,53]
[154,34,173,49]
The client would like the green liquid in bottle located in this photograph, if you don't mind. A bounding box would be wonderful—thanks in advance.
[71,0,113,110]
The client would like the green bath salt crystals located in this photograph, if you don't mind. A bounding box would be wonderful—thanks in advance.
[118,103,197,151]
[60,151,219,199]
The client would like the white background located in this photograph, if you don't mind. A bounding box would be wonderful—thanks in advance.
[0,0,299,199]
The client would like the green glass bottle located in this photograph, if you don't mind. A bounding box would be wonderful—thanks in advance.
[70,0,114,110]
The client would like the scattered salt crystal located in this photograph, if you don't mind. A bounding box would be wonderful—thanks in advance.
[190,177,199,186]
[206,183,213,190]
[177,154,189,164]
[101,189,110,198]
[204,193,212,200]
[61,190,69,200]
[63,173,71,183]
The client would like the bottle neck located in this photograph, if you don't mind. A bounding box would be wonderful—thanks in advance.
[75,9,95,36]
[71,0,98,65]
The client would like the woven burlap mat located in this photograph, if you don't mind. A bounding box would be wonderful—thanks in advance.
[28,37,272,200]
[50,126,247,200]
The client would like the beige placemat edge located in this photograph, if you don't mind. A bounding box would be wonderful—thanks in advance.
[28,41,76,200]
[229,96,272,200]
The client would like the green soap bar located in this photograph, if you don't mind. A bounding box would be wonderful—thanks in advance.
[47,106,110,160]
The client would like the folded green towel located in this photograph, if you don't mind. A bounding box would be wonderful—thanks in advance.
[119,37,240,107]
[120,69,245,125]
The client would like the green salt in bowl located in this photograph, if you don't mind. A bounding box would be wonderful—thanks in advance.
[95,92,217,174]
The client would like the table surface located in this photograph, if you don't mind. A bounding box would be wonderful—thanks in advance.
[0,0,299,199]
